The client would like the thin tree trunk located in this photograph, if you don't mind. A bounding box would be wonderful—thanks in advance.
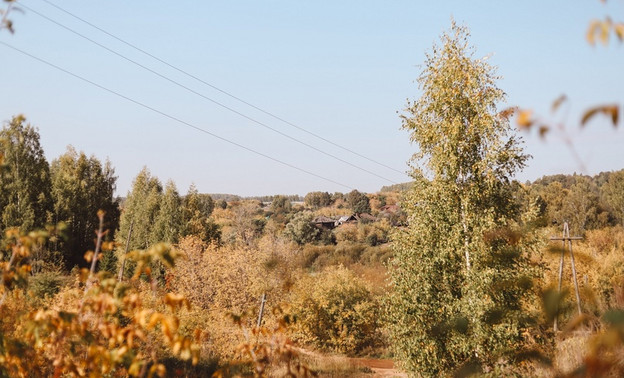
[461,199,471,271]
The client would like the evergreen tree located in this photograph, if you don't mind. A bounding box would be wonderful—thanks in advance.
[386,24,537,375]
[0,116,53,233]
[153,180,183,244]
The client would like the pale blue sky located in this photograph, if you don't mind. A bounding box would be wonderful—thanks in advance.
[1,1,622,196]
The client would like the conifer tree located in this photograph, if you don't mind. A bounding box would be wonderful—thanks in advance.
[153,180,183,244]
[386,23,537,375]
[0,115,52,232]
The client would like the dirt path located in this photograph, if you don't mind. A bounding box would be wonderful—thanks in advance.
[296,347,406,377]
[352,358,407,377]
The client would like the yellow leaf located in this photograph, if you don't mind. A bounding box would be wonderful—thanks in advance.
[128,361,142,376]
[551,94,567,113]
[581,104,619,127]
[172,340,182,355]
[116,346,128,359]
[600,18,612,45]
[148,364,166,377]
[84,250,94,263]
[79,268,90,283]
[615,23,624,42]
[147,313,162,329]
[587,20,600,45]
[538,125,549,139]
[516,110,534,129]
[101,241,115,251]
[164,293,189,312]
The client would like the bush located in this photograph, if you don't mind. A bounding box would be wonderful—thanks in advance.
[288,266,381,355]
[282,211,320,245]
[28,271,67,301]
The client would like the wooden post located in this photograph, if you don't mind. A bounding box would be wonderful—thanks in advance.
[257,293,267,328]
[550,222,583,332]
[555,237,565,332]
[569,238,583,315]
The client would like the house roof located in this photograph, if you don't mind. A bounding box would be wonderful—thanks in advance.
[337,215,356,223]
[356,213,376,221]
[313,216,336,223]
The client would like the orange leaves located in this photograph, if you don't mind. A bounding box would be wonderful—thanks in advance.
[101,241,115,252]
[615,23,624,41]
[0,213,202,377]
[516,110,534,130]
[497,107,516,121]
[163,292,190,313]
[587,17,624,45]
[587,18,612,45]
[216,310,313,377]
[581,104,619,127]
[501,107,551,139]
[512,95,620,144]
[551,94,567,113]
[83,250,94,263]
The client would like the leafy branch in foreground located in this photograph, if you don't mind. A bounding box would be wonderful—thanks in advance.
[0,212,199,377]
[511,0,621,171]
[214,307,315,378]
[0,0,18,33]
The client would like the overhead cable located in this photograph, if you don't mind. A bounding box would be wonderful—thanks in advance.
[32,0,408,178]
[0,40,355,190]
[20,1,400,184]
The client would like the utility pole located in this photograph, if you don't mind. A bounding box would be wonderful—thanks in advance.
[550,222,583,332]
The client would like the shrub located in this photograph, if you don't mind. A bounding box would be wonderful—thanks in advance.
[288,266,381,355]
[282,211,320,245]
[28,271,67,301]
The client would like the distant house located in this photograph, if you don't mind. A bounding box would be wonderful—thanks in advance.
[335,214,358,226]
[313,216,337,230]
[335,213,376,227]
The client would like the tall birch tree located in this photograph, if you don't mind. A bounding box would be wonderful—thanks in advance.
[387,23,537,375]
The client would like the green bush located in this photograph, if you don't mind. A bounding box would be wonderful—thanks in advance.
[29,271,67,301]
[288,266,381,355]
[282,211,320,245]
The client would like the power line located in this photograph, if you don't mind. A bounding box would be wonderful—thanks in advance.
[0,40,355,191]
[32,0,408,179]
[20,2,397,185]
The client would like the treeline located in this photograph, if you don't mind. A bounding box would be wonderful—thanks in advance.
[0,116,119,269]
[383,170,624,235]
[522,170,624,234]
[0,115,393,271]
[0,116,219,272]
